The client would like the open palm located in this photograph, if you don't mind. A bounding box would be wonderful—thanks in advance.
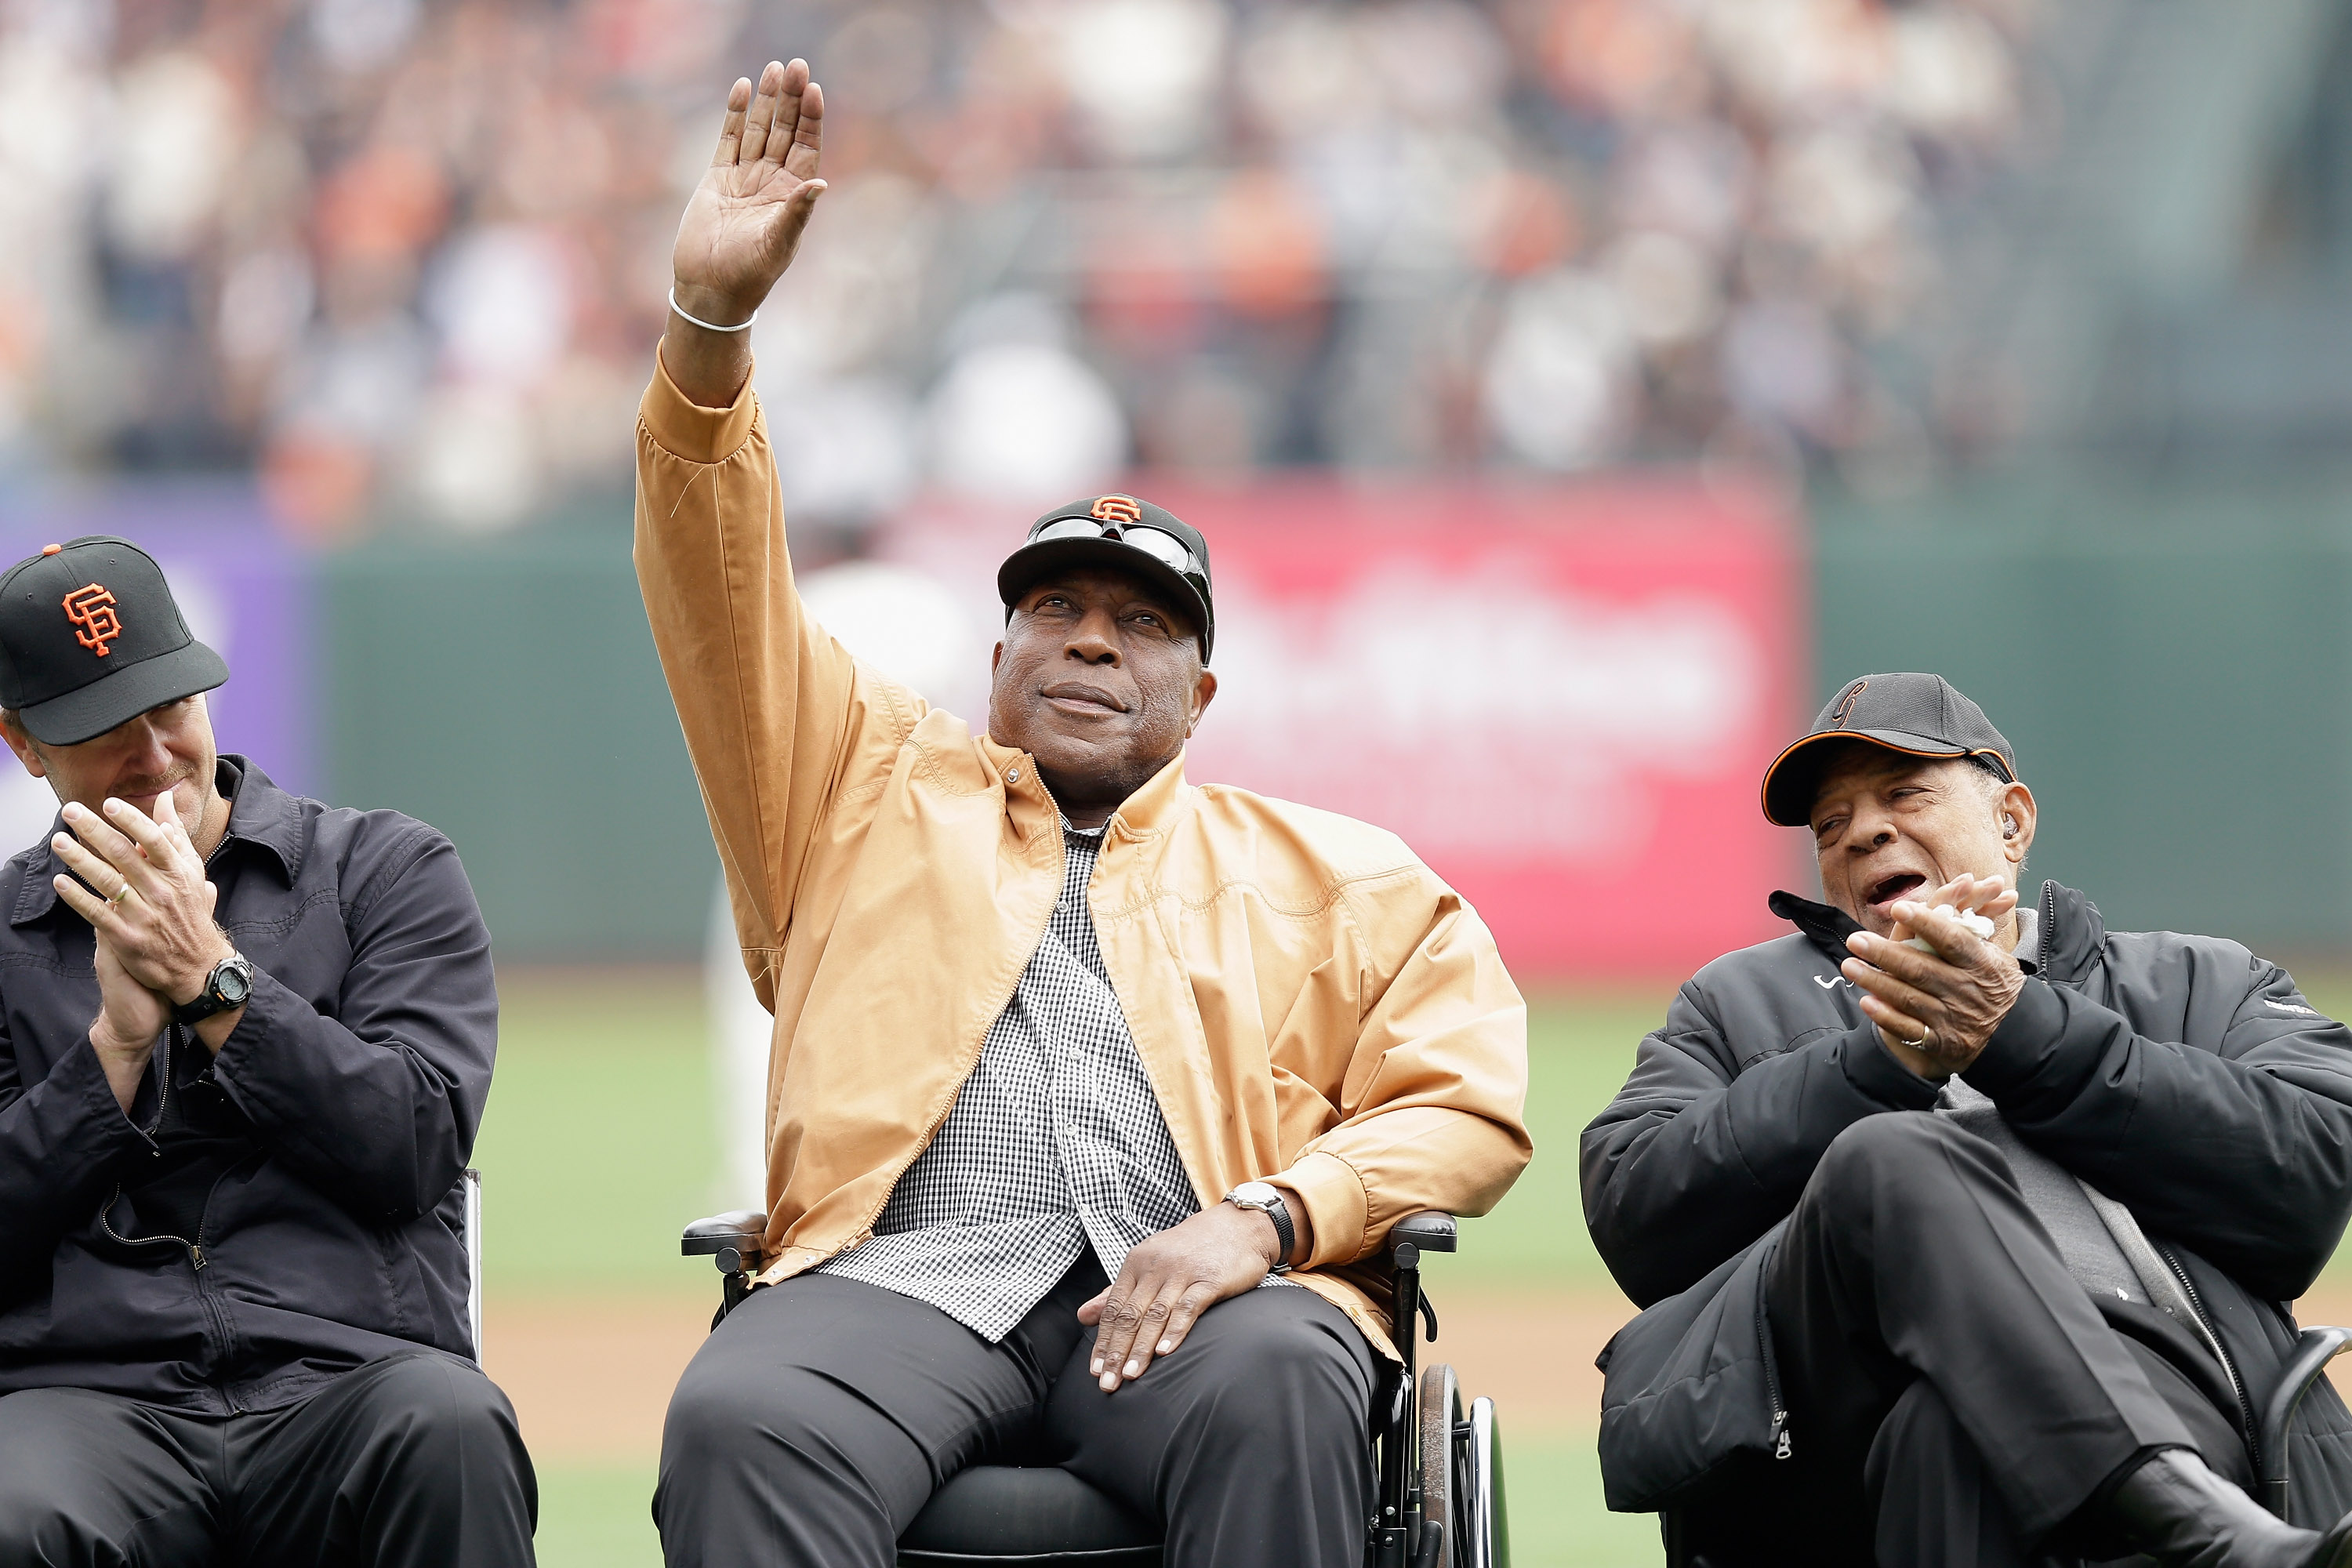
[672,59,827,325]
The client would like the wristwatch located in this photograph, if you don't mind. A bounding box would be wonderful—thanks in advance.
[173,952,255,1027]
[1223,1181,1294,1272]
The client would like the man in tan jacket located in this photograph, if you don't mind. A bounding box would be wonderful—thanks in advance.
[638,60,1530,1568]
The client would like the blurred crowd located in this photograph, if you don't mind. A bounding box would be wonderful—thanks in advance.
[0,0,2045,535]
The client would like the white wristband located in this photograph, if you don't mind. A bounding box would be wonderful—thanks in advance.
[669,285,757,334]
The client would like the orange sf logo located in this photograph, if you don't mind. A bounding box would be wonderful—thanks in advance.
[1831,679,1867,728]
[63,584,123,657]
[1091,495,1142,526]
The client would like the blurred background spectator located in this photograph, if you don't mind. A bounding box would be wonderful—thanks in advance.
[0,0,2042,538]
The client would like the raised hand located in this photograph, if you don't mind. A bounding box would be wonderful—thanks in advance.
[666,60,828,407]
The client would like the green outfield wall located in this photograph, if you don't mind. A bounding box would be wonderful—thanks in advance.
[319,529,718,962]
[318,474,2352,962]
[1813,470,2352,953]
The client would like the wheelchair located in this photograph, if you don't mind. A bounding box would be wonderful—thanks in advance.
[1659,1324,2352,1566]
[684,1207,1508,1568]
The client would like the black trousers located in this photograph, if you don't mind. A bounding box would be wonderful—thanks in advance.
[654,1257,1379,1568]
[0,1351,537,1566]
[1687,1114,2249,1568]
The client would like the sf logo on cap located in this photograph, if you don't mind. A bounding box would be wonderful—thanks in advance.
[63,583,123,657]
[1091,495,1142,526]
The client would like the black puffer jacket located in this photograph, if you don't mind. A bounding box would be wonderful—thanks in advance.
[1583,881,2352,1527]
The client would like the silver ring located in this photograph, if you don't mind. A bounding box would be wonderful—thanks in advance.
[108,882,134,905]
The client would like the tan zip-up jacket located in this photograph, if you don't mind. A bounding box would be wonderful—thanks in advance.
[633,353,1531,1352]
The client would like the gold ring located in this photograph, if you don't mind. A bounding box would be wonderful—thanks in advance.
[1904,1025,1934,1049]
[109,882,134,905]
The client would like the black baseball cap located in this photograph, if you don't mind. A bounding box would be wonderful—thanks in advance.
[0,537,229,746]
[996,494,1216,663]
[1760,672,2017,826]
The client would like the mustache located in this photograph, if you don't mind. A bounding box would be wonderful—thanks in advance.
[111,768,194,799]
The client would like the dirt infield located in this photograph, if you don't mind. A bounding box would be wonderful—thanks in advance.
[487,1285,2352,1468]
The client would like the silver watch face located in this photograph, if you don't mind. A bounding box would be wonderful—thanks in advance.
[216,960,252,1005]
[1228,1181,1280,1210]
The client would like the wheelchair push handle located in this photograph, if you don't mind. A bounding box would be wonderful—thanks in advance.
[2258,1324,2351,1519]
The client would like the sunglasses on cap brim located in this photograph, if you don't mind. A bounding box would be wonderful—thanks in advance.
[1029,517,1201,579]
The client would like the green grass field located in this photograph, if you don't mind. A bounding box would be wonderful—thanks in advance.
[477,970,2352,1566]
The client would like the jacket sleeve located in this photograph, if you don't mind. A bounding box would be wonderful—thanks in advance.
[1581,978,1941,1308]
[0,1012,154,1290]
[1274,874,1531,1269]
[207,828,496,1222]
[1969,959,2352,1301]
[632,347,924,1007]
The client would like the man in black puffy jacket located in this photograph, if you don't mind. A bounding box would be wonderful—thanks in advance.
[0,539,532,1565]
[1584,672,2352,1568]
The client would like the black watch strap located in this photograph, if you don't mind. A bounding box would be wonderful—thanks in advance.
[1227,1183,1294,1272]
[173,954,255,1027]
[1264,1194,1294,1272]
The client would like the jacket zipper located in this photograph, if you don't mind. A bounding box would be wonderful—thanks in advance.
[836,759,1067,1254]
[1756,1243,1791,1459]
[2038,880,2059,975]
[96,1031,250,1410]
[2159,1243,2259,1469]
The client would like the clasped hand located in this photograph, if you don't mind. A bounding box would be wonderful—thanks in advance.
[1839,873,2026,1080]
[1077,1202,1287,1393]
[50,792,234,1108]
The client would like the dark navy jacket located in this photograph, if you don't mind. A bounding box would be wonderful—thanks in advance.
[0,757,495,1414]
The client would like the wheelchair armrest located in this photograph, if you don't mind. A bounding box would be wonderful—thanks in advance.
[683,1209,768,1274]
[2258,1324,2351,1518]
[1387,1211,1457,1267]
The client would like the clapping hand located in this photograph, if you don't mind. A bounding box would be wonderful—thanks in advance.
[52,790,239,1105]
[1840,872,2025,1080]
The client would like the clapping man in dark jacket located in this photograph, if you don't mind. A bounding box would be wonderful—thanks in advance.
[0,539,532,1565]
[1584,673,2352,1567]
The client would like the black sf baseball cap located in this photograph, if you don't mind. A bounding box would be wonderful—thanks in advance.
[996,494,1216,663]
[1761,672,2017,826]
[0,537,229,746]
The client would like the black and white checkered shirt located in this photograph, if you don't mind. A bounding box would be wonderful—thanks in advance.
[817,820,1209,1341]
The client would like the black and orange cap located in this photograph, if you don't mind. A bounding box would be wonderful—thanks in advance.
[0,537,228,745]
[997,494,1216,663]
[1761,672,2016,826]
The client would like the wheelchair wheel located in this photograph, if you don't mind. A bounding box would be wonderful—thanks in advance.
[1417,1364,1461,1568]
[1464,1395,1508,1568]
[1417,1367,1508,1568]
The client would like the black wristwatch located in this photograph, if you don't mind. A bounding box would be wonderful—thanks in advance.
[1224,1181,1295,1273]
[174,953,255,1027]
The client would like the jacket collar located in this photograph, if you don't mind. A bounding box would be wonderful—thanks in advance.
[10,754,303,927]
[2029,878,2103,985]
[1768,878,2105,982]
[985,740,1193,845]
[1767,889,1864,967]
[1106,750,1191,841]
